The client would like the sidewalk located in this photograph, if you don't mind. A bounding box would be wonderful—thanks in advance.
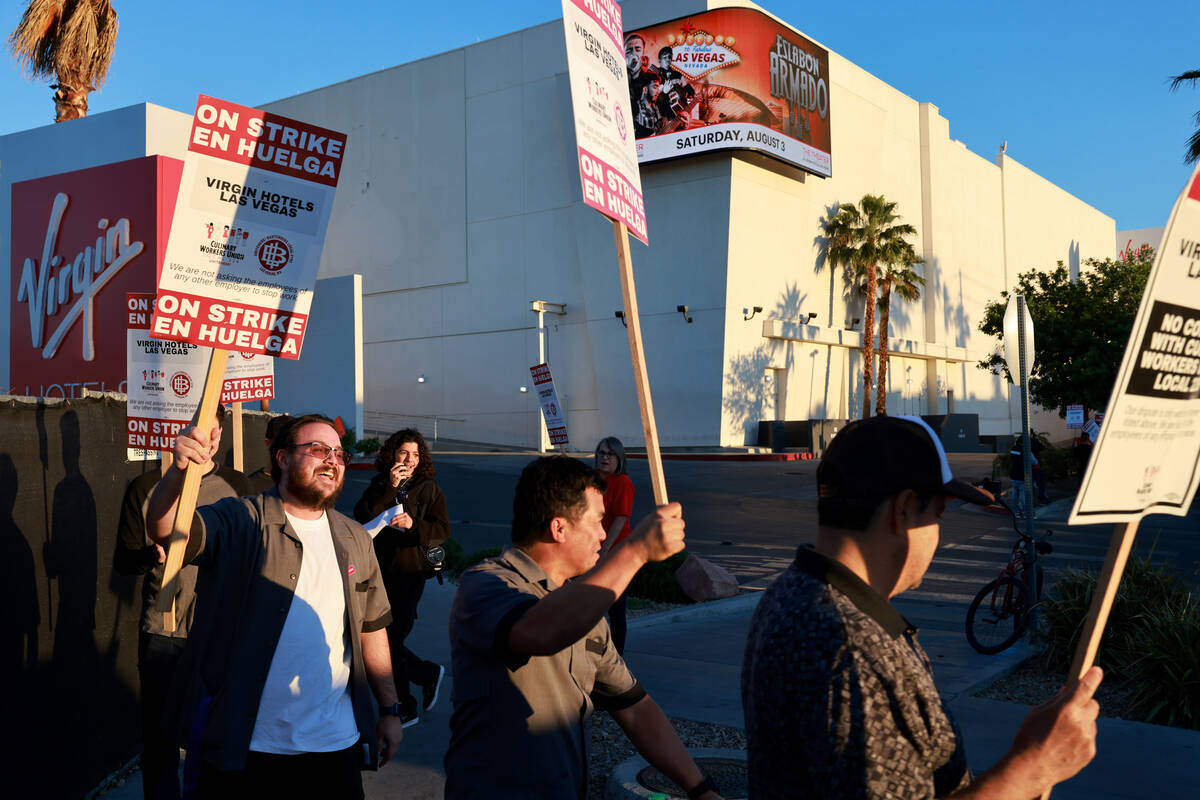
[98,574,1199,800]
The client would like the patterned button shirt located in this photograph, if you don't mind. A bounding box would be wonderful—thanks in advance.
[742,546,970,799]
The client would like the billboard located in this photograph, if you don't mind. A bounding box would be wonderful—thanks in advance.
[149,95,346,359]
[10,156,182,398]
[624,7,831,177]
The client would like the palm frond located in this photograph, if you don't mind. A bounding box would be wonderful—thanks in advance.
[7,0,65,79]
[1168,70,1200,92]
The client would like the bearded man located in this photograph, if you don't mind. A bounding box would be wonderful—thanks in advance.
[145,413,403,799]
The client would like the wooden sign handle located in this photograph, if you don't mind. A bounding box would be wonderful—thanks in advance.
[232,401,244,472]
[1040,519,1139,799]
[155,348,231,629]
[612,220,668,506]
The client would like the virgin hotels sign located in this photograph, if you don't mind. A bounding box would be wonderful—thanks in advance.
[10,157,182,398]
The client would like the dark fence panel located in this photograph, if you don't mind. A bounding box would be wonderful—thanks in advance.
[0,395,269,797]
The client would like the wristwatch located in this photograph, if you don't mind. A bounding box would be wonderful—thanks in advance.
[686,775,717,799]
[379,702,403,717]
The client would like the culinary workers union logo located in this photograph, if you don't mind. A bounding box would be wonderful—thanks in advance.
[255,235,293,274]
[170,371,192,398]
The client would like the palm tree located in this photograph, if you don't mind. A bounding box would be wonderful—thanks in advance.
[820,194,918,418]
[1169,70,1200,165]
[7,0,118,122]
[873,251,924,416]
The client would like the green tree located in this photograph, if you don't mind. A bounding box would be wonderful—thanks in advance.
[1168,69,1200,165]
[874,251,924,416]
[820,194,919,417]
[977,245,1154,416]
[7,0,118,122]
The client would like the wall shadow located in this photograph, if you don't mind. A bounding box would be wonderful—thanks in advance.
[723,284,808,443]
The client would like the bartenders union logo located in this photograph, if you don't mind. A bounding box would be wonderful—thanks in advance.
[255,235,293,275]
[170,371,192,398]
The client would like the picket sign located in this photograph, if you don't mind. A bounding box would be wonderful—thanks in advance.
[1043,164,1200,799]
[155,348,230,624]
[613,220,668,505]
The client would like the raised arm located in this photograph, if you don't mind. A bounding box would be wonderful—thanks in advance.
[145,423,221,545]
[508,503,684,656]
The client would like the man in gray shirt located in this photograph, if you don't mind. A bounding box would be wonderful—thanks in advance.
[445,456,722,800]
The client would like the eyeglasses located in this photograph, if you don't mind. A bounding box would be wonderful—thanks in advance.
[291,441,350,465]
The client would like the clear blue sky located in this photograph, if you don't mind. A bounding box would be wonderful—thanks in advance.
[2,0,1197,231]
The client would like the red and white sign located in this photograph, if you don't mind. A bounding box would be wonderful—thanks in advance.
[9,156,182,398]
[126,292,273,457]
[150,95,346,359]
[530,362,569,445]
[560,0,648,243]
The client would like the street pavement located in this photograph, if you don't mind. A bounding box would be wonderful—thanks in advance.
[94,447,1200,799]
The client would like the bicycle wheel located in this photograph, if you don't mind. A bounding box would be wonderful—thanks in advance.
[965,576,1028,655]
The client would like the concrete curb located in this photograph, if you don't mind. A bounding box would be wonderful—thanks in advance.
[605,748,748,800]
[629,591,763,631]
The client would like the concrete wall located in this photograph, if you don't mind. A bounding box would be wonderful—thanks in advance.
[273,274,364,434]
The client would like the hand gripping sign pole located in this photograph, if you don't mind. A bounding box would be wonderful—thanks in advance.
[560,0,668,504]
[1041,164,1200,798]
[152,95,346,628]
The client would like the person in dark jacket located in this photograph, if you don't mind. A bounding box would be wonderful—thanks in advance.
[354,428,449,727]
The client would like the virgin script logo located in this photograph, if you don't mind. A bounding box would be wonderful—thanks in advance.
[15,192,145,360]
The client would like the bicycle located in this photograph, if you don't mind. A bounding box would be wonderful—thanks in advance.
[964,500,1053,655]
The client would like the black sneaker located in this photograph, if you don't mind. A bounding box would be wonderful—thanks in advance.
[399,699,420,728]
[422,664,446,712]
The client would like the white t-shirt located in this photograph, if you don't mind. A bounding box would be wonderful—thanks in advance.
[249,511,359,754]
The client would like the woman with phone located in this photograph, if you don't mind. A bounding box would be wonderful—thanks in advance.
[354,428,449,727]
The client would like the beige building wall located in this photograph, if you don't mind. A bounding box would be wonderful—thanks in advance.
[257,0,1114,449]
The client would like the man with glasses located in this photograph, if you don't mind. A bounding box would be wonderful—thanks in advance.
[145,413,404,798]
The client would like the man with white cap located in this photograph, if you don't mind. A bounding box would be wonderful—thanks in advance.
[742,415,1102,799]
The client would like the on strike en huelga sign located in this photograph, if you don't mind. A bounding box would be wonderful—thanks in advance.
[561,0,648,243]
[1070,164,1200,524]
[530,362,569,445]
[624,7,832,178]
[150,95,346,359]
[126,292,274,460]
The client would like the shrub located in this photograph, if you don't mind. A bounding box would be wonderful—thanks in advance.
[1035,552,1200,729]
[1038,442,1069,480]
[356,437,381,456]
[1120,602,1200,728]
[340,427,357,455]
[627,552,691,603]
[441,537,502,577]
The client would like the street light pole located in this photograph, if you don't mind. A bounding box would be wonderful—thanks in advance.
[1016,295,1038,622]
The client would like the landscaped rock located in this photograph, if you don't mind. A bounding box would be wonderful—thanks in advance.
[675,554,739,602]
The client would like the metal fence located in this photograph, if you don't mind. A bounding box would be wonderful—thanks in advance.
[362,410,465,442]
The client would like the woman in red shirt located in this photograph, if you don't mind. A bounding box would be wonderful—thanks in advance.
[595,436,634,654]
